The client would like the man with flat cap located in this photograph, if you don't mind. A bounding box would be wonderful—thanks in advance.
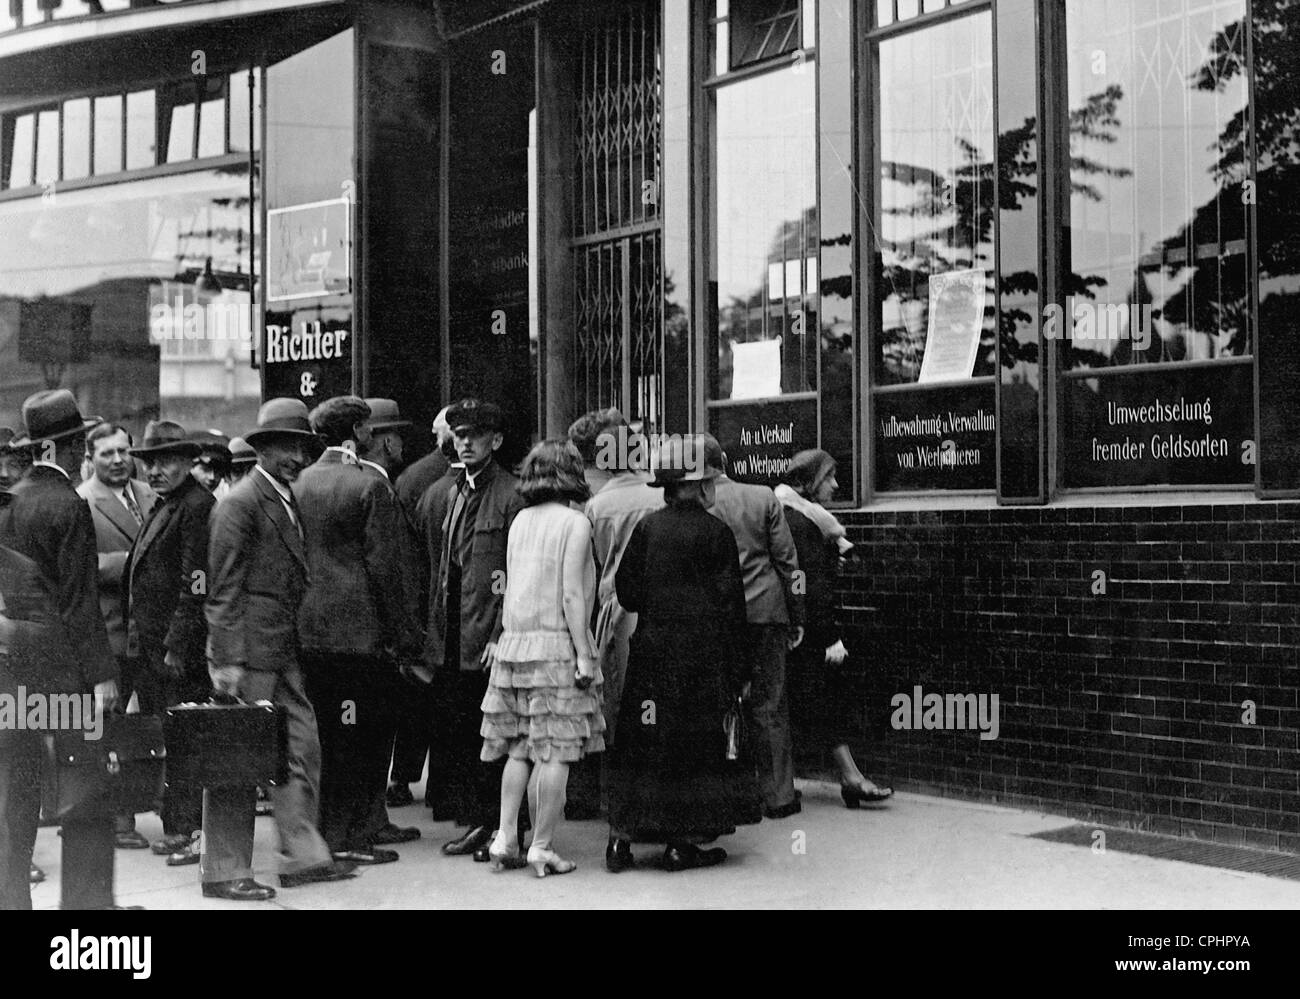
[203,397,356,901]
[0,389,123,909]
[428,398,525,858]
[122,422,214,867]
[190,430,233,503]
[295,397,422,866]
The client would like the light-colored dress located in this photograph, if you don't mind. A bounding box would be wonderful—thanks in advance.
[480,502,605,763]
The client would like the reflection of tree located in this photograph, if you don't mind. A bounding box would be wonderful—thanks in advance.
[1154,0,1300,350]
[876,86,1130,377]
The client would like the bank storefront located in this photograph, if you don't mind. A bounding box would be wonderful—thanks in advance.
[3,0,1298,851]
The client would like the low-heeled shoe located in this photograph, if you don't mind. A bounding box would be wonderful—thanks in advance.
[372,823,420,845]
[202,878,277,902]
[762,799,802,820]
[606,839,635,873]
[441,825,492,856]
[662,845,726,872]
[331,848,399,865]
[279,860,358,887]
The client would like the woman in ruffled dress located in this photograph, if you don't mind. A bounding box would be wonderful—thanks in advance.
[776,449,892,808]
[480,440,604,877]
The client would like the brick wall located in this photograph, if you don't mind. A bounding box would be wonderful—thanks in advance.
[800,501,1300,853]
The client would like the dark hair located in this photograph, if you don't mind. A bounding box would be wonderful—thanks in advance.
[309,396,371,447]
[784,449,836,498]
[699,433,725,472]
[662,479,706,509]
[517,439,590,507]
[85,422,133,455]
[567,408,627,464]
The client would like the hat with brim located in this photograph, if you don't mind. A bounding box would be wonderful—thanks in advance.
[647,435,719,488]
[190,430,232,467]
[245,397,318,447]
[0,427,25,455]
[129,420,201,459]
[228,436,257,466]
[11,389,100,447]
[364,398,413,434]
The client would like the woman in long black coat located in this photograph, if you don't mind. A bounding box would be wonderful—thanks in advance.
[606,437,761,872]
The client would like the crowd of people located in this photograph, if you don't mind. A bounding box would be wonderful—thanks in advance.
[0,387,892,909]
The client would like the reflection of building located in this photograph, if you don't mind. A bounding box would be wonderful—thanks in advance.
[4,0,1300,856]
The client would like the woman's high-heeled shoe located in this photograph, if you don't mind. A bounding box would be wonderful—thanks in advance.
[841,779,893,808]
[488,833,527,872]
[527,845,577,878]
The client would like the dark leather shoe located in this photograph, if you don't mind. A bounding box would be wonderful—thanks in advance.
[473,845,491,863]
[152,833,193,856]
[166,843,200,867]
[606,838,634,873]
[279,860,358,888]
[114,830,150,850]
[385,782,415,808]
[203,878,277,902]
[332,847,399,865]
[763,799,801,820]
[662,844,726,872]
[441,825,492,856]
[372,823,420,845]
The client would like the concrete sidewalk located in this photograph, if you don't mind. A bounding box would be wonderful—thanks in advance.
[30,780,1300,909]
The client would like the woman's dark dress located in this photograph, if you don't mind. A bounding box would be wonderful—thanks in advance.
[609,504,763,843]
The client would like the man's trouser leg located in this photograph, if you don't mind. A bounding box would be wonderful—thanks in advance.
[242,666,331,875]
[114,654,144,835]
[0,728,42,910]
[745,623,796,811]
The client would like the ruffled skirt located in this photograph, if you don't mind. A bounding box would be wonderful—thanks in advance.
[480,629,606,764]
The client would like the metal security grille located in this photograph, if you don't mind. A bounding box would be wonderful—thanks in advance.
[570,0,663,429]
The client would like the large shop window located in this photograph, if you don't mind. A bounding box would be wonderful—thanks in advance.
[868,6,996,493]
[1062,0,1254,488]
[0,167,260,435]
[706,55,820,488]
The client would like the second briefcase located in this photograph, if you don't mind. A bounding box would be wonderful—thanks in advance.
[163,699,287,792]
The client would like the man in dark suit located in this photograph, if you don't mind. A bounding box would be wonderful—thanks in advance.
[0,390,122,910]
[389,409,458,813]
[701,434,805,820]
[122,421,213,866]
[296,397,423,866]
[202,398,356,902]
[427,399,525,858]
[76,422,157,849]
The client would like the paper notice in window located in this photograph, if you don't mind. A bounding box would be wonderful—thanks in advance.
[731,339,782,399]
[918,269,986,384]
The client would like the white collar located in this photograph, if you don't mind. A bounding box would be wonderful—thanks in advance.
[358,458,389,480]
[325,445,360,465]
[253,463,293,504]
[32,461,70,481]
[464,465,482,489]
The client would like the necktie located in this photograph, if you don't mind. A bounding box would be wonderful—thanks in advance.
[123,485,143,527]
[286,492,304,541]
[446,481,470,569]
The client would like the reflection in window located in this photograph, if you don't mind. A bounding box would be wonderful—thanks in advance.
[1066,0,1251,369]
[35,109,59,184]
[873,11,995,385]
[7,114,35,188]
[126,90,156,170]
[94,95,123,175]
[711,0,810,76]
[198,79,226,158]
[228,70,262,154]
[711,64,817,399]
[63,99,91,180]
[0,168,260,440]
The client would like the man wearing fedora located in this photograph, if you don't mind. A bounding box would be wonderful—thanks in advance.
[427,398,525,858]
[296,397,422,866]
[203,397,356,901]
[122,422,214,867]
[77,422,157,850]
[0,390,123,910]
[226,436,257,488]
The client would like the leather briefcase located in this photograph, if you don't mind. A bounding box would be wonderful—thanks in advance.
[42,713,167,823]
[163,700,287,791]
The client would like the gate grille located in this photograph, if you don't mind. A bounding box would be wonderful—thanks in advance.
[570,0,663,429]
